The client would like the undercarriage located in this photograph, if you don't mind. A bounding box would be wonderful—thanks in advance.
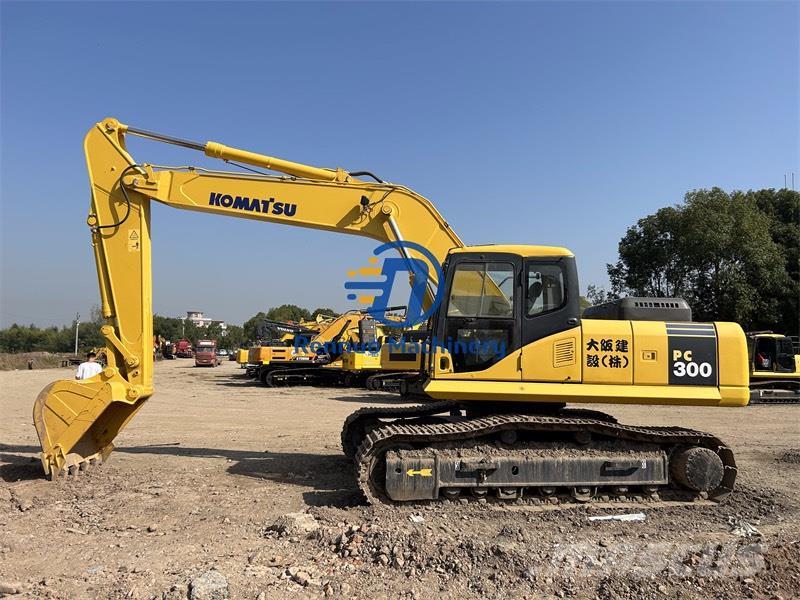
[341,402,736,505]
[259,365,420,389]
[749,379,800,404]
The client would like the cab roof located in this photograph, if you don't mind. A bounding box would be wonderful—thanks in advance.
[747,332,786,339]
[449,245,574,258]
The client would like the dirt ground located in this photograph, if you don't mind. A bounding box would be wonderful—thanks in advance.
[0,352,74,371]
[1,359,799,600]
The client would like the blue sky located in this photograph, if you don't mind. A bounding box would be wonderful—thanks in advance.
[1,1,797,328]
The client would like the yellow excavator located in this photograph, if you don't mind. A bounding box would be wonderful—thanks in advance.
[256,307,426,388]
[244,315,330,378]
[291,310,424,388]
[235,348,250,368]
[33,118,750,505]
[253,310,392,386]
[746,331,800,404]
[351,329,430,391]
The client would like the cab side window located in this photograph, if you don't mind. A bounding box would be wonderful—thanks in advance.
[526,263,565,317]
[777,338,796,372]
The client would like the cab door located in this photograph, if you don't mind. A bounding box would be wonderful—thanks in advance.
[432,253,521,379]
[519,257,582,382]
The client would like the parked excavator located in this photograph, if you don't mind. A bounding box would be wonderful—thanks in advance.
[746,331,800,404]
[234,348,249,366]
[244,316,327,378]
[358,329,430,392]
[252,308,424,388]
[254,310,387,386]
[33,118,750,506]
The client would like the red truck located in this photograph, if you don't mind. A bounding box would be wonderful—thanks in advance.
[195,340,221,367]
[174,339,193,358]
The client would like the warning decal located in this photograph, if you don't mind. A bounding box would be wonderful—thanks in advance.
[128,229,140,252]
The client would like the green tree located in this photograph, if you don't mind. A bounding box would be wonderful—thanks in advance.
[181,319,202,345]
[153,315,183,342]
[0,316,104,353]
[243,312,269,343]
[223,324,245,349]
[77,323,105,351]
[202,322,226,344]
[608,188,792,331]
[584,285,617,306]
[0,324,39,352]
[607,206,685,297]
[266,304,312,323]
[751,188,800,334]
[311,307,339,319]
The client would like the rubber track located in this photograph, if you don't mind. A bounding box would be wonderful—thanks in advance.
[354,413,736,506]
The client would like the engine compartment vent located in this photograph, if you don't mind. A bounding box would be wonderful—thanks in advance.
[553,338,576,367]
[582,297,692,322]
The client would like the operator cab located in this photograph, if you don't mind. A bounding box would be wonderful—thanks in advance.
[435,245,580,373]
[747,332,797,373]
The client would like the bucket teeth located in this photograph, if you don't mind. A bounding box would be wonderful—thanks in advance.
[49,452,104,480]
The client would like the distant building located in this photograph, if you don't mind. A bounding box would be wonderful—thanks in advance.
[185,311,227,334]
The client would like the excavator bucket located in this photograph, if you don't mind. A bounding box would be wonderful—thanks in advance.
[32,373,147,477]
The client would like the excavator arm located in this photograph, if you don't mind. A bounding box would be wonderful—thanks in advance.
[33,117,463,477]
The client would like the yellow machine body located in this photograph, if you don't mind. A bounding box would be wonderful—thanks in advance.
[235,348,250,367]
[425,245,748,406]
[33,118,748,477]
[248,345,294,365]
[379,340,424,371]
[425,321,748,407]
[341,351,382,371]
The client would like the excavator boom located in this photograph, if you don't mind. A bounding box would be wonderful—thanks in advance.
[33,118,462,477]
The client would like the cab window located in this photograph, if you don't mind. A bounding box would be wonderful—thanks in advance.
[446,262,514,318]
[526,263,566,316]
[444,261,515,373]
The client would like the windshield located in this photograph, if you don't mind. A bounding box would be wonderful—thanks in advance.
[446,262,514,318]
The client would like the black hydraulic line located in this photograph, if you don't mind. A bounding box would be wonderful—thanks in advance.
[363,305,407,314]
[224,160,269,175]
[93,164,140,230]
[350,170,384,183]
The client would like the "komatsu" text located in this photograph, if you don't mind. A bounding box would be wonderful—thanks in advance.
[208,192,297,217]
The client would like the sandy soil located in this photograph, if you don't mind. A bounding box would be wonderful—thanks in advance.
[1,359,798,599]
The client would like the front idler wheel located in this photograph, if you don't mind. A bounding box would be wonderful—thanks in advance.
[670,447,724,493]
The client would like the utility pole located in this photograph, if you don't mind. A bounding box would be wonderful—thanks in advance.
[74,313,80,356]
